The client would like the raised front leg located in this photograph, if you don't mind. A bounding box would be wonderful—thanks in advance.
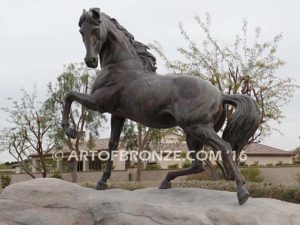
[96,115,125,190]
[61,91,98,139]
[159,135,204,189]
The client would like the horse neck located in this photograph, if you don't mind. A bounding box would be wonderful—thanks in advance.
[100,20,144,70]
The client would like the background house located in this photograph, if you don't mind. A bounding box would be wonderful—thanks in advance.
[243,143,294,166]
[29,134,295,173]
[30,138,125,173]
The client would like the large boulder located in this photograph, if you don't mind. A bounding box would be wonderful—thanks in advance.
[0,178,299,225]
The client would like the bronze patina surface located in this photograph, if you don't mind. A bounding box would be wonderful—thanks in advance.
[61,8,261,205]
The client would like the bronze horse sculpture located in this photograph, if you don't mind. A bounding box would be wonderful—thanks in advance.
[61,8,261,205]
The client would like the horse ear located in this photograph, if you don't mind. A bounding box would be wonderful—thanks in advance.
[90,8,100,20]
[82,9,87,14]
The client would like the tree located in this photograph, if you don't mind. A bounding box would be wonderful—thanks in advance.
[46,63,106,182]
[150,14,299,178]
[0,88,61,178]
[151,14,298,140]
[294,141,300,163]
[121,121,173,181]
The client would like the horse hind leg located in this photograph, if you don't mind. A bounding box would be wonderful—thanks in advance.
[186,124,249,205]
[159,134,205,189]
[61,91,98,139]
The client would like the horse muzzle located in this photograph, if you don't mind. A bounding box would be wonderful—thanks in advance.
[85,56,98,68]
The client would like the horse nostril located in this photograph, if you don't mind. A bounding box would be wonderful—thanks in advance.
[84,57,97,68]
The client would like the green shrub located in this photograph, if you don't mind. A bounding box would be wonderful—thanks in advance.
[168,164,179,169]
[182,160,192,168]
[128,173,133,181]
[266,163,273,167]
[238,161,246,166]
[295,172,300,183]
[145,163,161,170]
[186,171,216,181]
[180,152,187,158]
[51,170,63,179]
[276,161,283,166]
[241,167,264,182]
[280,188,300,203]
[1,174,11,188]
[0,164,11,169]
[247,183,300,204]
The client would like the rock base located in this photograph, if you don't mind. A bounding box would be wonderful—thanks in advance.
[0,178,299,225]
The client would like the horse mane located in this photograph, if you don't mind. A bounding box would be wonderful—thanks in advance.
[79,10,157,73]
[108,16,157,72]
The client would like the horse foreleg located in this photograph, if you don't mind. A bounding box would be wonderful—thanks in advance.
[159,135,204,189]
[61,91,98,139]
[96,115,125,190]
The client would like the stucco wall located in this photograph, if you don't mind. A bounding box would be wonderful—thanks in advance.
[9,166,300,185]
[246,156,293,166]
[258,167,300,184]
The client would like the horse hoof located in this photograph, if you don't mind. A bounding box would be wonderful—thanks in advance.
[237,186,250,205]
[66,127,78,139]
[95,182,107,190]
[159,180,172,189]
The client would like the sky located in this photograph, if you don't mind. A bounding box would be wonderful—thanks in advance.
[0,0,299,162]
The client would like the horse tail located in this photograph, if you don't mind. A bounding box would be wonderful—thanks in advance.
[222,94,261,156]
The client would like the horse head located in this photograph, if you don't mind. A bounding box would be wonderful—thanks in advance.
[78,8,107,68]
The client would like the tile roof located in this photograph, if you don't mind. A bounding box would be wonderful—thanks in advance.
[153,142,188,151]
[154,142,294,157]
[243,143,294,156]
[93,138,110,150]
[292,147,300,153]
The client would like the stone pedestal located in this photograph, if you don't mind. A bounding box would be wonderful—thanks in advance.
[0,178,299,225]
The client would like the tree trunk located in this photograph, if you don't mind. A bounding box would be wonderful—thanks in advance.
[72,158,78,183]
[136,158,142,182]
[40,158,47,178]
[71,138,80,183]
[136,125,143,182]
